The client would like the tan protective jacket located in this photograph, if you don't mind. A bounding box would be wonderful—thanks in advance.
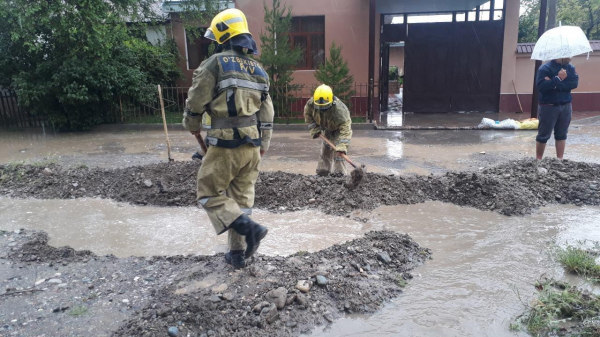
[183,49,274,151]
[304,97,353,153]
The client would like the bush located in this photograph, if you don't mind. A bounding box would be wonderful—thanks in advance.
[0,0,182,131]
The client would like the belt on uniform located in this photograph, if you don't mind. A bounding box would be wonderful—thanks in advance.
[540,102,569,107]
[205,135,261,149]
[211,114,257,129]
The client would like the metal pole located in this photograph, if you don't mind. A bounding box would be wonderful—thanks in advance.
[530,0,548,118]
[367,0,376,123]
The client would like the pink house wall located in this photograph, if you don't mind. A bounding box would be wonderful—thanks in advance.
[236,0,372,89]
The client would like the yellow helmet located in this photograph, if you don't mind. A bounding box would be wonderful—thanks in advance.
[313,84,334,110]
[204,9,251,44]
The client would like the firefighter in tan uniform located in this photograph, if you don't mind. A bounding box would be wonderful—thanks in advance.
[182,9,274,268]
[304,85,353,176]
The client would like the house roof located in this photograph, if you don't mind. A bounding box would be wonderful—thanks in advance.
[162,1,234,13]
[517,40,600,54]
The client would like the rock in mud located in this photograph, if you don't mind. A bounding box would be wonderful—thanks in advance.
[220,292,235,301]
[211,283,228,293]
[253,301,270,313]
[295,280,311,293]
[316,275,328,286]
[261,303,279,324]
[265,287,287,309]
[285,295,296,306]
[208,295,221,303]
[167,326,179,337]
[295,293,308,306]
[143,179,153,187]
[377,252,392,264]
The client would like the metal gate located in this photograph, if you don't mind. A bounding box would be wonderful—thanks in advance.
[403,20,504,113]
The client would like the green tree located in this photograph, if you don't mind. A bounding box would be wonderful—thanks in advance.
[0,0,184,130]
[314,42,356,107]
[171,0,221,40]
[258,0,302,119]
[519,0,600,42]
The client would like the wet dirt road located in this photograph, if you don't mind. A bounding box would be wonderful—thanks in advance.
[2,121,600,336]
[2,197,600,336]
[2,116,600,176]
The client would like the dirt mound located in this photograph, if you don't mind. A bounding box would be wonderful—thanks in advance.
[8,231,96,264]
[1,158,599,216]
[115,230,429,336]
[2,229,429,337]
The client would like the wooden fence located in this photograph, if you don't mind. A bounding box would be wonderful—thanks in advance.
[0,88,45,128]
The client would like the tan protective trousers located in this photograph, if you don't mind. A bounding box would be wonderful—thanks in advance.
[316,133,347,176]
[196,144,261,251]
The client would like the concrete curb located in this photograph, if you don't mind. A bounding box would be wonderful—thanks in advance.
[374,122,535,131]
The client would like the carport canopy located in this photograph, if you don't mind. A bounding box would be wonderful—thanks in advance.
[377,0,492,14]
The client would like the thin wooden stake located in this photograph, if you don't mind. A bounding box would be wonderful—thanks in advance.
[119,96,124,123]
[512,80,524,114]
[158,85,173,162]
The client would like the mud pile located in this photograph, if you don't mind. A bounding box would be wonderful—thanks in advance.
[1,229,429,336]
[1,158,598,216]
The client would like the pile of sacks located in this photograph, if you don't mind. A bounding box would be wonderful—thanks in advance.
[478,118,539,130]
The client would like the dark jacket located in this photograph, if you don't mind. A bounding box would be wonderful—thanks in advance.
[536,60,579,105]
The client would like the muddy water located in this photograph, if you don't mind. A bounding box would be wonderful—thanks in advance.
[316,203,600,337]
[0,197,363,257]
[2,197,600,336]
[3,127,600,176]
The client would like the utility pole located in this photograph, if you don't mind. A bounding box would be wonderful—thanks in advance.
[530,0,548,118]
[547,0,557,30]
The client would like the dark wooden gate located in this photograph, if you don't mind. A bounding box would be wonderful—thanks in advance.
[403,20,503,113]
[379,43,390,112]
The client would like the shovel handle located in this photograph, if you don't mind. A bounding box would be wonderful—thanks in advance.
[194,132,208,154]
[318,134,358,169]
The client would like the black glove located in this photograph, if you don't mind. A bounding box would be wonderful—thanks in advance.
[192,151,203,160]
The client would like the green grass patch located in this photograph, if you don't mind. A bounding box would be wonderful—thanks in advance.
[67,305,88,317]
[29,157,57,168]
[515,279,600,336]
[557,246,600,280]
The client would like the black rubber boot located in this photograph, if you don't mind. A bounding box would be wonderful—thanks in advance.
[229,214,268,259]
[224,250,246,268]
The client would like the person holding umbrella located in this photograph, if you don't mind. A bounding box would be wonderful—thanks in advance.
[531,26,592,160]
[535,57,578,160]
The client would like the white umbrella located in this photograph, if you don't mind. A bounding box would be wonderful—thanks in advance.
[531,26,593,61]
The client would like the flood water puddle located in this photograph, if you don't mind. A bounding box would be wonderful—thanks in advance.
[315,203,600,337]
[0,197,363,257]
[1,197,600,336]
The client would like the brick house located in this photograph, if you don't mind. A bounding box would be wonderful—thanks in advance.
[161,0,600,118]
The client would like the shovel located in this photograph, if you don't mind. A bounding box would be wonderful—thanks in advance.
[319,134,366,189]
[194,132,208,155]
